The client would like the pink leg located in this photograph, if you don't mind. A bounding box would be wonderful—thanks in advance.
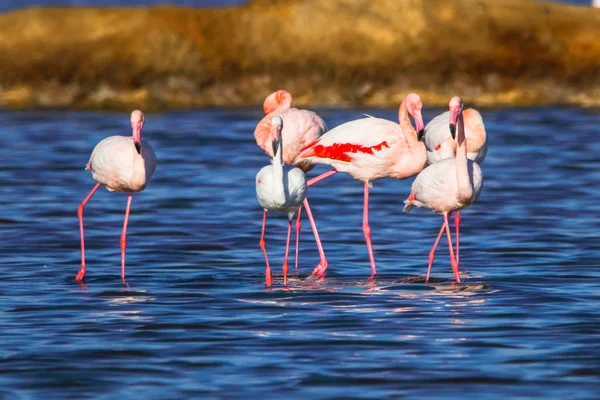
[295,207,302,271]
[283,219,292,286]
[362,183,377,276]
[426,221,447,283]
[307,169,337,187]
[444,213,460,283]
[76,183,101,282]
[455,211,461,267]
[260,211,272,286]
[120,193,133,283]
[304,199,328,276]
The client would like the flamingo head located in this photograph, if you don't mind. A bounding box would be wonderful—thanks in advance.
[406,93,425,140]
[271,115,283,156]
[448,96,464,140]
[130,110,144,154]
[263,90,292,114]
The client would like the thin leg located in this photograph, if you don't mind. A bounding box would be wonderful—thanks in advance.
[260,211,272,286]
[295,207,302,271]
[426,222,447,283]
[455,211,461,267]
[307,169,337,187]
[120,193,133,282]
[283,219,292,286]
[304,198,328,276]
[76,183,101,282]
[444,213,460,283]
[362,183,377,276]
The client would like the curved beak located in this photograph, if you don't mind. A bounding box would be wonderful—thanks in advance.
[134,142,141,154]
[449,124,456,140]
[414,110,425,141]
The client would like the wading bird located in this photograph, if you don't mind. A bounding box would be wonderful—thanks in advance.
[256,116,307,286]
[422,102,487,265]
[296,93,427,276]
[76,110,157,283]
[255,90,329,274]
[404,97,483,283]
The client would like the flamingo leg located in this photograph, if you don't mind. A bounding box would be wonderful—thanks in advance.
[295,207,302,271]
[307,169,337,187]
[426,221,447,283]
[260,211,272,286]
[444,213,460,283]
[283,219,292,286]
[455,211,461,267]
[304,199,328,276]
[76,183,101,282]
[362,182,377,277]
[120,193,133,283]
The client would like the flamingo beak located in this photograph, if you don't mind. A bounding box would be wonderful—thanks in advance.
[134,142,141,154]
[272,138,280,156]
[417,129,424,141]
[449,124,456,139]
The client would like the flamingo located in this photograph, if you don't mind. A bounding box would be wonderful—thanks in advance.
[422,104,487,265]
[255,90,329,275]
[256,116,307,286]
[76,110,157,283]
[295,93,427,276]
[404,96,483,283]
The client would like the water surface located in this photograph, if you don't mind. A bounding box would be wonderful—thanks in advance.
[0,106,599,399]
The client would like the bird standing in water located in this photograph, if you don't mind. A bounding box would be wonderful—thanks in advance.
[296,93,427,276]
[404,97,483,283]
[256,116,307,286]
[76,110,157,283]
[254,90,329,275]
[422,104,487,265]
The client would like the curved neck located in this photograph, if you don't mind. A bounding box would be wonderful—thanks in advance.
[455,112,472,201]
[398,101,418,144]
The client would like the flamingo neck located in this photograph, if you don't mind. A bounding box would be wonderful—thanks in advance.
[398,101,417,143]
[455,112,472,202]
[271,141,286,204]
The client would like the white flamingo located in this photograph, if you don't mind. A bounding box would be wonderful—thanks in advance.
[404,97,483,283]
[76,110,157,283]
[256,116,307,286]
[422,103,487,265]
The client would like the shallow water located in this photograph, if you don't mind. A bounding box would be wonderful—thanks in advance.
[1,106,599,399]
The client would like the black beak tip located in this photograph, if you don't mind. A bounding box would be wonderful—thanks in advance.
[417,129,424,140]
[272,139,280,156]
[449,124,456,139]
[134,142,141,154]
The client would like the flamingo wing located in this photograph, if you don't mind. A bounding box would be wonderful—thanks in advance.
[297,117,400,162]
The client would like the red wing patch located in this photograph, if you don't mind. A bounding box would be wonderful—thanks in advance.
[302,141,390,162]
[407,192,416,202]
[435,144,441,151]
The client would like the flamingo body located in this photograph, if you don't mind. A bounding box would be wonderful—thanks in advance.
[298,116,426,183]
[404,158,483,214]
[87,136,156,192]
[256,164,307,217]
[424,109,487,165]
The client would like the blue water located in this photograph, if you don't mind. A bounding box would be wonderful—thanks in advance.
[1,106,599,399]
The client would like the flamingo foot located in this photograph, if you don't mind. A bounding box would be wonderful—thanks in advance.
[75,267,86,282]
[312,261,328,276]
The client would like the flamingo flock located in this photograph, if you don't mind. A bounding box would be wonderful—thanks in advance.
[75,91,486,287]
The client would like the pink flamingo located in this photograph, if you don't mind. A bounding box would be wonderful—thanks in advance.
[423,103,486,265]
[255,90,329,274]
[404,97,483,283]
[76,110,157,283]
[295,93,427,276]
[256,116,307,286]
